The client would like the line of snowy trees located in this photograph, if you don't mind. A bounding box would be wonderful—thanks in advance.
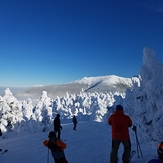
[0,88,124,137]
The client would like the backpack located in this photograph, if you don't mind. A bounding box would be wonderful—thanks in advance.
[48,141,61,152]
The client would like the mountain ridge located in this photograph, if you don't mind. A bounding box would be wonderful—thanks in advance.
[0,75,135,102]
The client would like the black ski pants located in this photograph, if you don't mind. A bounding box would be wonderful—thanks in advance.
[110,139,131,163]
[54,156,68,163]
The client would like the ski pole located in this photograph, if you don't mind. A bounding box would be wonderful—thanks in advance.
[47,149,49,163]
[132,125,143,159]
[135,131,143,159]
[135,130,140,158]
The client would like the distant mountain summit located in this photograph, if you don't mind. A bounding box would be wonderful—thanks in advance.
[73,75,133,93]
[7,75,133,102]
[74,75,131,85]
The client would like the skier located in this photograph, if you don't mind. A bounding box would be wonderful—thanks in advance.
[0,128,2,137]
[72,115,78,130]
[0,128,2,151]
[147,141,163,163]
[0,129,7,153]
[54,114,62,140]
[108,104,132,163]
[43,131,68,163]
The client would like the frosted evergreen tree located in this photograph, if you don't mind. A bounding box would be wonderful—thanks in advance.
[123,47,163,141]
[33,91,52,132]
[3,88,24,134]
[22,98,34,121]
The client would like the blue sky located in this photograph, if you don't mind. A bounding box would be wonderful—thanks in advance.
[0,0,163,87]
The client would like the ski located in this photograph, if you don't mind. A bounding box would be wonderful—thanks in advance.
[130,150,136,160]
[1,149,8,154]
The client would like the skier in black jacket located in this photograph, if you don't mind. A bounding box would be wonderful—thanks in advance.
[54,114,62,140]
[72,115,78,130]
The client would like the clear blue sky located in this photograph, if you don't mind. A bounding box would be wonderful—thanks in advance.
[1,0,163,87]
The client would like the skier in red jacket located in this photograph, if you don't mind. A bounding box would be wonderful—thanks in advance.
[108,105,132,163]
[43,131,68,163]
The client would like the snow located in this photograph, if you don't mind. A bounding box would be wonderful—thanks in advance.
[0,121,157,163]
[0,47,163,162]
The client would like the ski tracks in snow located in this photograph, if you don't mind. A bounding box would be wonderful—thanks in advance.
[0,121,152,163]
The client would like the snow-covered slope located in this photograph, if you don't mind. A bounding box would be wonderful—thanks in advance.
[0,121,153,163]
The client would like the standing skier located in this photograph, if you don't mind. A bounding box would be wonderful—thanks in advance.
[0,128,2,137]
[108,105,132,163]
[54,114,62,140]
[0,128,2,150]
[72,115,78,130]
[147,141,163,163]
[43,131,68,163]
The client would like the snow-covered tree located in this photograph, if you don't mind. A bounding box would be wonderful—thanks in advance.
[33,91,52,132]
[123,47,163,142]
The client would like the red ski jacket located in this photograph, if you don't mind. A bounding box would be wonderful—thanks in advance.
[43,139,66,151]
[108,110,132,140]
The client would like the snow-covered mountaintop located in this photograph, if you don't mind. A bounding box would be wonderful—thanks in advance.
[5,75,133,102]
[73,74,134,92]
[73,75,132,85]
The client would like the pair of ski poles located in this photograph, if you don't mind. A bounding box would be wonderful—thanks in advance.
[132,125,143,159]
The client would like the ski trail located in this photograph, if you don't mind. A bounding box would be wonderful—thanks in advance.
[0,121,154,163]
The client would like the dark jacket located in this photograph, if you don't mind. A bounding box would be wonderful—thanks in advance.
[0,129,2,136]
[43,139,66,159]
[108,110,132,140]
[72,116,77,124]
[54,116,62,131]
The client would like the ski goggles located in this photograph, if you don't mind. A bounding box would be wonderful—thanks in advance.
[49,137,56,142]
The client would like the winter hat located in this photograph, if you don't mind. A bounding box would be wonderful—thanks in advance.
[116,105,123,110]
[56,114,60,117]
[48,131,56,142]
[48,131,56,138]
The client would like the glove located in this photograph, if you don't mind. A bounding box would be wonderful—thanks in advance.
[132,125,136,132]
